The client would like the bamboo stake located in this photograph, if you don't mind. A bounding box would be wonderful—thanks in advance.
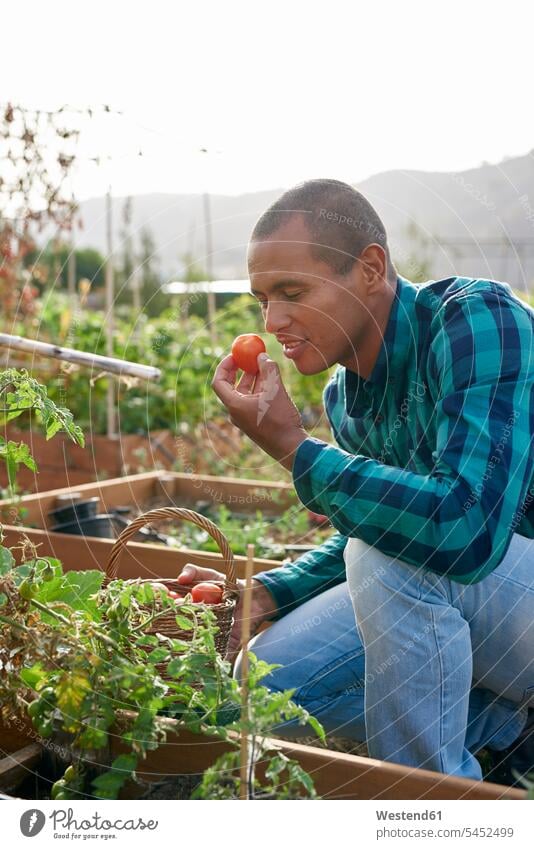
[0,334,160,381]
[239,542,255,800]
[203,192,217,349]
[67,236,76,299]
[105,188,116,438]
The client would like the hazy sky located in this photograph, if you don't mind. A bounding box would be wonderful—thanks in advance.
[3,0,533,200]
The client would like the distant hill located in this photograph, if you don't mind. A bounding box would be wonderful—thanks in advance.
[77,151,534,291]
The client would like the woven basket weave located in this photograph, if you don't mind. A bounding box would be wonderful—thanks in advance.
[103,507,240,660]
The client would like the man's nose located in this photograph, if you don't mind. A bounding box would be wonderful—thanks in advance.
[264,300,291,334]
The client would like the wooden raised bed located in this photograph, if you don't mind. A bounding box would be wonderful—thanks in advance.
[0,469,295,529]
[130,724,526,800]
[0,478,524,800]
[0,523,282,580]
[0,713,524,801]
[0,426,177,494]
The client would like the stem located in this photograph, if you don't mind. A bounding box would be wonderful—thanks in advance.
[0,612,32,632]
[30,597,70,625]
[248,733,256,799]
[130,604,176,634]
[94,632,133,664]
[30,598,133,663]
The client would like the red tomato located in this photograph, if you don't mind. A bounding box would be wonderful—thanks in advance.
[191,582,224,605]
[231,334,266,374]
[168,592,185,605]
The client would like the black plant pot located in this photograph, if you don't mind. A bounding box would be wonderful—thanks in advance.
[48,497,100,527]
[49,514,124,539]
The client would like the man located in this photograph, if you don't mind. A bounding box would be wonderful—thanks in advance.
[177,179,534,784]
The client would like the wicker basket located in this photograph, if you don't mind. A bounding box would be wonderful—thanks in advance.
[103,507,240,660]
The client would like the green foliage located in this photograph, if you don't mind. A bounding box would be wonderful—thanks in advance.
[27,290,330,436]
[0,368,84,496]
[0,550,323,800]
[193,749,319,800]
[164,502,330,561]
[24,243,106,288]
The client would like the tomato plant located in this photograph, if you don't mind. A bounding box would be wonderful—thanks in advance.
[231,334,266,374]
[0,368,84,499]
[0,545,324,800]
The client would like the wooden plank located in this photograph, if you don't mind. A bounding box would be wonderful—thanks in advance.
[1,525,283,578]
[0,470,295,527]
[275,740,525,801]
[0,720,37,755]
[0,429,177,494]
[0,744,42,792]
[110,716,525,800]
[2,471,162,527]
[0,711,523,800]
[0,467,96,496]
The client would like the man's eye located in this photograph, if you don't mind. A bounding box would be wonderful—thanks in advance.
[284,292,302,300]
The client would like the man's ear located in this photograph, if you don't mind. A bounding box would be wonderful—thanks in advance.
[358,243,388,293]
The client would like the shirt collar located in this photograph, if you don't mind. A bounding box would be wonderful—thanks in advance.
[344,275,418,413]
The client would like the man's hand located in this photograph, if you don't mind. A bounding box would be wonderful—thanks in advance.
[211,352,309,471]
[177,562,279,663]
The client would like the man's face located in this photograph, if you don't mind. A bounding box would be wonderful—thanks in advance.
[247,216,370,375]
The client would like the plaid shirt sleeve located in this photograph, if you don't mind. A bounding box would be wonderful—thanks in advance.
[255,289,534,611]
[292,291,534,583]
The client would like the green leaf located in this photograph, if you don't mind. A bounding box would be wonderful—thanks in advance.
[307,715,326,744]
[19,664,47,689]
[45,419,62,440]
[0,546,15,575]
[147,648,170,664]
[166,657,187,677]
[174,614,194,630]
[135,634,159,647]
[32,568,104,617]
[109,753,137,774]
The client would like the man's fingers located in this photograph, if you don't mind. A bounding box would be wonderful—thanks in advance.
[236,370,256,393]
[177,563,225,584]
[213,353,263,404]
[212,354,240,405]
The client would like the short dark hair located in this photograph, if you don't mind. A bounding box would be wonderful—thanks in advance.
[251,178,395,277]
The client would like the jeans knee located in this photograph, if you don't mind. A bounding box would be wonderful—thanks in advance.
[344,538,392,615]
[345,537,428,620]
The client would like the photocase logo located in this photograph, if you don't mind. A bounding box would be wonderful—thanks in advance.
[20,809,46,837]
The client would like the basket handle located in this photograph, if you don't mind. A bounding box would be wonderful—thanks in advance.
[105,507,238,590]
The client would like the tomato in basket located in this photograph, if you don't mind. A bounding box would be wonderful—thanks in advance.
[191,582,224,605]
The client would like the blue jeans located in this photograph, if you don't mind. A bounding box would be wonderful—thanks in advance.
[239,533,534,780]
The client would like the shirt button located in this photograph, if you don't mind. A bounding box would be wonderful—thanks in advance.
[375,414,384,424]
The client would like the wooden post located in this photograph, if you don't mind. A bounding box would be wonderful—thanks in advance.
[67,236,76,299]
[105,188,116,438]
[239,543,255,800]
[203,192,217,347]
